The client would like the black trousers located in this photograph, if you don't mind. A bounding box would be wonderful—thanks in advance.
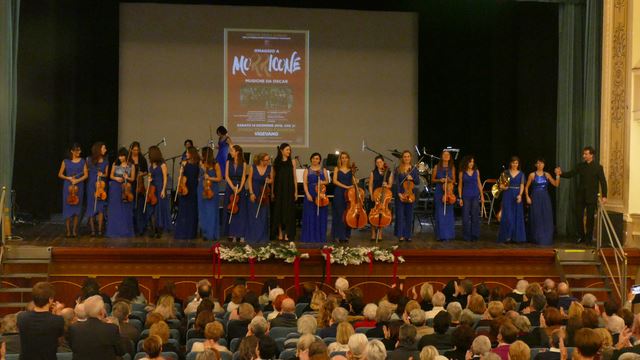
[575,192,597,241]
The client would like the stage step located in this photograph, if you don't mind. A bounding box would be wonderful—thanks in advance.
[2,259,50,264]
[564,274,607,279]
[0,273,48,278]
[0,287,32,293]
[558,260,601,266]
[0,302,29,308]
[571,287,612,293]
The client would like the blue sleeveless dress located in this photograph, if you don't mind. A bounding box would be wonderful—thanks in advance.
[461,170,480,241]
[106,164,134,238]
[394,167,420,239]
[84,158,108,219]
[62,158,86,220]
[301,168,328,243]
[216,137,230,181]
[246,164,272,244]
[223,162,248,238]
[497,171,526,243]
[174,163,199,239]
[529,173,554,245]
[434,166,455,241]
[332,170,352,241]
[147,162,173,232]
[198,165,220,240]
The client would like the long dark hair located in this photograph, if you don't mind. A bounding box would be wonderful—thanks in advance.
[148,146,164,165]
[438,151,455,168]
[232,145,244,165]
[509,156,521,170]
[116,147,129,165]
[90,142,105,165]
[201,147,216,166]
[274,143,291,165]
[68,143,81,159]
[459,155,476,172]
[186,146,200,164]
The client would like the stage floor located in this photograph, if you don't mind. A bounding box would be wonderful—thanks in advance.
[7,217,589,250]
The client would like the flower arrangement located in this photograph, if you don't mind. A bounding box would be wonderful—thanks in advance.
[218,242,310,263]
[321,245,405,266]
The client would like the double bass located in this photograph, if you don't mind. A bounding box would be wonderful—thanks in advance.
[344,163,368,229]
[369,164,393,232]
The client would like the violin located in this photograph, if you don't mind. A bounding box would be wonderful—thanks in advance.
[369,165,392,228]
[345,163,368,229]
[177,164,189,196]
[259,182,271,205]
[121,179,134,203]
[94,174,107,201]
[67,183,80,205]
[146,175,158,206]
[227,189,240,215]
[202,178,214,200]
[443,169,456,205]
[136,173,146,195]
[399,166,416,203]
[314,170,329,208]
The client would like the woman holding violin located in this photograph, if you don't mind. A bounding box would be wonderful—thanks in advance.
[394,150,420,241]
[368,155,394,241]
[457,155,484,241]
[497,156,526,243]
[174,146,200,239]
[146,145,172,238]
[246,153,273,244]
[223,144,248,242]
[332,152,353,243]
[432,150,456,241]
[84,142,109,237]
[198,146,222,241]
[106,147,136,238]
[301,153,330,243]
[271,143,298,241]
[57,143,88,238]
[130,141,149,236]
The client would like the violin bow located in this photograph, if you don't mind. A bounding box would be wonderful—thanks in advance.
[255,175,268,219]
[93,171,99,213]
[316,170,321,217]
[143,173,151,213]
[398,155,425,186]
[174,163,184,202]
[228,184,239,224]
[444,168,449,216]
[375,164,390,243]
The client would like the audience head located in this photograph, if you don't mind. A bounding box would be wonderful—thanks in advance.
[604,299,620,317]
[80,278,101,301]
[196,349,220,360]
[515,280,529,294]
[545,291,560,308]
[336,322,355,345]
[363,303,378,321]
[606,314,625,335]
[468,294,486,315]
[318,298,338,328]
[476,283,490,300]
[581,294,597,309]
[386,288,403,305]
[471,335,492,356]
[197,298,215,316]
[508,340,530,360]
[490,287,504,301]
[410,308,426,326]
[196,279,212,299]
[149,321,170,343]
[238,303,256,321]
[32,282,55,308]
[364,339,386,360]
[568,301,585,319]
[502,297,517,312]
[383,320,403,342]
[231,284,247,305]
[543,278,556,292]
[309,338,329,360]
[530,294,547,312]
[335,277,349,293]
[331,307,349,325]
[248,316,268,337]
[143,335,163,358]
[204,321,224,341]
[347,333,368,360]
[557,282,571,296]
[268,287,285,303]
[1,313,18,333]
[459,309,476,328]
[419,345,439,360]
[451,325,475,353]
[487,301,504,319]
[619,308,634,328]
[595,328,614,348]
[297,314,318,335]
[281,298,296,314]
[273,294,288,312]
[310,290,327,311]
[549,329,563,348]
[258,336,278,360]
[432,292,445,307]
[83,295,105,319]
[398,324,417,345]
[543,307,563,327]
[349,296,365,316]
[574,328,602,358]
[582,309,599,329]
[195,310,215,331]
[498,322,518,344]
[111,301,131,323]
[420,283,434,302]
[446,302,462,323]
[297,334,316,360]
[74,302,87,320]
[433,310,451,334]
[238,335,259,360]
[513,315,531,333]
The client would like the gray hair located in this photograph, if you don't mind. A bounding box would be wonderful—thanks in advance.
[446,302,462,322]
[432,292,445,307]
[365,339,387,360]
[513,315,531,333]
[335,277,349,292]
[582,293,597,308]
[297,314,317,335]
[363,303,378,321]
[459,309,476,327]
[74,303,87,320]
[410,309,426,326]
[83,295,105,318]
[332,307,349,324]
[471,335,492,355]
[419,345,439,360]
[250,316,268,336]
[1,313,18,333]
[515,280,529,293]
[347,334,368,359]
[420,283,434,302]
[268,287,284,302]
[196,349,218,360]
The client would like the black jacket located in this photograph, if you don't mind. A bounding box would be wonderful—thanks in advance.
[68,318,126,360]
[561,161,608,202]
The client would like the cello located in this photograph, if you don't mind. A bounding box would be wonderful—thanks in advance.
[344,163,368,229]
[368,164,393,238]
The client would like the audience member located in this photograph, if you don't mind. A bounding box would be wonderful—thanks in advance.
[418,283,434,311]
[447,302,462,327]
[491,322,518,360]
[112,277,147,304]
[140,334,164,360]
[270,298,298,328]
[410,308,433,339]
[328,322,355,354]
[556,282,578,311]
[185,279,212,315]
[68,295,125,360]
[111,301,140,344]
[1,313,20,354]
[227,303,255,342]
[227,285,247,313]
[347,333,368,360]
[507,280,529,303]
[318,307,348,338]
[387,324,417,360]
[508,340,531,360]
[17,282,65,360]
[364,339,387,360]
[149,321,179,355]
[425,292,446,320]
[418,310,452,350]
[237,335,259,360]
[381,320,403,351]
[574,328,602,360]
[247,316,268,338]
[353,303,377,329]
[471,335,492,359]
[444,325,475,360]
[258,336,278,360]
[191,321,231,354]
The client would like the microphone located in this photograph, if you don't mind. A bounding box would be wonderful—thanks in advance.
[414,145,421,156]
[162,137,167,147]
[361,139,366,152]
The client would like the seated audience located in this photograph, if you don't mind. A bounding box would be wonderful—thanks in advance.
[237,335,260,360]
[191,310,215,339]
[387,324,417,360]
[140,334,165,360]
[418,283,434,312]
[508,340,530,360]
[319,307,349,338]
[185,279,212,315]
[1,313,20,354]
[425,292,446,320]
[418,310,453,350]
[258,336,278,360]
[347,333,368,360]
[353,303,377,329]
[444,325,475,360]
[226,303,255,342]
[270,297,298,328]
[381,320,403,351]
[328,322,355,354]
[247,316,268,338]
[557,282,578,311]
[534,329,562,360]
[491,321,518,360]
[111,301,140,344]
[471,335,492,359]
[68,295,126,359]
[410,308,433,340]
[284,314,318,348]
[149,321,179,355]
[507,280,529,303]
[447,302,463,327]
[191,321,231,353]
[364,339,387,360]
[574,328,602,360]
[227,284,246,313]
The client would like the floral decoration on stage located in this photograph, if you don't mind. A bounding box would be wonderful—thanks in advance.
[218,242,310,263]
[321,245,405,266]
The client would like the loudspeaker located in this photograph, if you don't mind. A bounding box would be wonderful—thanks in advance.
[601,211,624,248]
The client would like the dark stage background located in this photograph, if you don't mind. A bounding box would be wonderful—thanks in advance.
[14,0,558,220]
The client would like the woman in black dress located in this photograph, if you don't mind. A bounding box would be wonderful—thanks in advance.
[271,143,298,241]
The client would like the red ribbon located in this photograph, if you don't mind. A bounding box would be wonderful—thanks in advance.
[293,256,301,295]
[211,243,221,282]
[248,257,256,280]
[322,247,333,284]
[392,249,400,284]
[367,251,374,275]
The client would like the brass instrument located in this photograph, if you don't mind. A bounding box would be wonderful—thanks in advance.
[491,171,511,198]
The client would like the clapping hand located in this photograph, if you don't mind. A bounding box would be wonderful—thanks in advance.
[554,167,562,176]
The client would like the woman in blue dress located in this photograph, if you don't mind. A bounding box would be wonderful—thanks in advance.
[302,153,330,243]
[84,142,109,237]
[57,143,88,237]
[497,156,526,243]
[395,151,420,241]
[106,147,136,238]
[223,145,248,242]
[216,126,232,181]
[146,145,172,238]
[246,153,273,244]
[130,141,149,236]
[368,155,394,241]
[198,147,222,241]
[174,147,200,239]
[457,156,484,241]
[525,158,559,245]
[332,152,353,243]
[432,150,456,241]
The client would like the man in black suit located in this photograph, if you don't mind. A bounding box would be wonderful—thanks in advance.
[524,294,547,327]
[227,303,255,342]
[270,298,298,328]
[557,146,608,244]
[68,295,125,360]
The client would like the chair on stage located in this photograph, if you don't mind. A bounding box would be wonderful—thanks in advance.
[481,178,498,223]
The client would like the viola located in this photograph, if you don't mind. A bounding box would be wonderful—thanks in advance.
[146,175,158,206]
[259,182,271,205]
[314,170,329,207]
[369,166,392,228]
[345,163,368,229]
[202,178,214,200]
[227,190,240,214]
[121,179,134,203]
[177,174,188,196]
[67,183,80,205]
[399,167,416,203]
[94,175,107,201]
